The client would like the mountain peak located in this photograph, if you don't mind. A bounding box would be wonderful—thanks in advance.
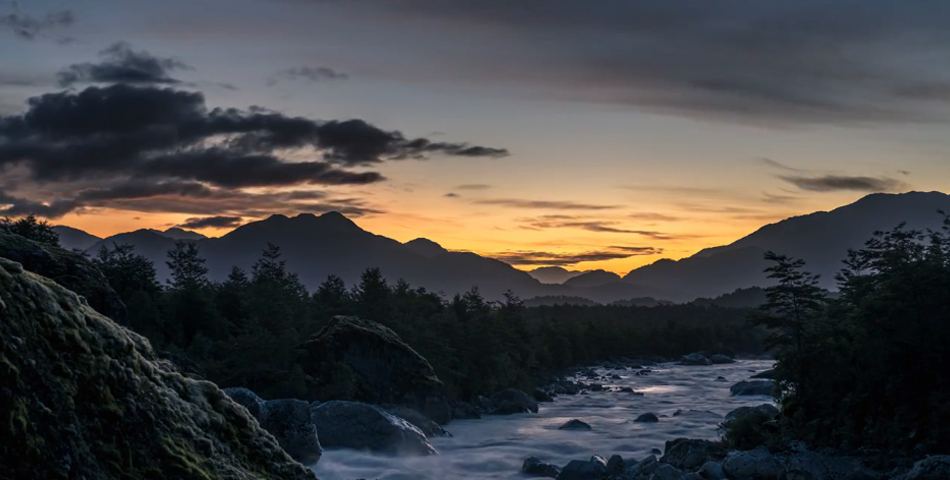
[404,238,448,257]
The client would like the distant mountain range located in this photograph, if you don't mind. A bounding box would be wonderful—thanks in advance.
[55,191,950,302]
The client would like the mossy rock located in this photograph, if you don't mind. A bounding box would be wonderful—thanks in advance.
[0,257,317,480]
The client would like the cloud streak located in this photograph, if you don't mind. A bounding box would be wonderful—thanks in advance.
[490,246,661,266]
[1,9,74,40]
[58,43,192,86]
[177,216,244,229]
[475,198,618,210]
[269,66,349,85]
[779,175,905,193]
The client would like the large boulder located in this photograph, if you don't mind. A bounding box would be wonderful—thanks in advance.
[310,400,437,455]
[489,388,539,414]
[386,406,451,437]
[680,353,712,366]
[722,446,783,480]
[0,257,315,480]
[709,354,734,364]
[297,315,450,423]
[661,438,727,471]
[0,232,126,322]
[557,455,607,480]
[895,456,950,480]
[223,388,323,464]
[730,380,777,396]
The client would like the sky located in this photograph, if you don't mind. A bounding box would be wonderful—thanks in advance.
[2,0,949,274]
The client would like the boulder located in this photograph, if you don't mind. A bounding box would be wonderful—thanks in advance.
[310,400,437,455]
[534,388,556,402]
[715,376,727,382]
[652,464,685,480]
[475,395,495,413]
[730,380,776,396]
[661,438,727,471]
[559,419,592,430]
[751,368,776,379]
[523,457,562,478]
[489,388,539,414]
[783,450,870,480]
[387,406,451,437]
[0,257,315,480]
[698,461,726,480]
[223,389,322,464]
[0,232,126,322]
[635,413,660,423]
[606,455,625,476]
[894,455,950,480]
[722,446,782,480]
[680,353,712,366]
[557,455,607,480]
[452,401,481,420]
[709,354,734,364]
[297,315,450,423]
[725,404,780,422]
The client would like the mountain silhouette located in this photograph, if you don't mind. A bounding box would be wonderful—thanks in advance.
[53,226,101,251]
[403,238,449,257]
[563,269,622,288]
[151,227,207,241]
[527,266,587,284]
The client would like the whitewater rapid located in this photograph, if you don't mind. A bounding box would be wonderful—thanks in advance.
[311,359,775,480]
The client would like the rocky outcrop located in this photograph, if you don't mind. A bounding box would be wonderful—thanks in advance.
[556,455,607,479]
[730,380,777,396]
[722,446,783,479]
[0,232,126,322]
[895,456,950,480]
[297,315,450,423]
[386,406,451,437]
[310,400,437,456]
[489,388,539,414]
[660,438,727,471]
[523,457,561,478]
[223,388,323,464]
[0,257,315,480]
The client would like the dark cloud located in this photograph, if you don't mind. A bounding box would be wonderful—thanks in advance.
[761,192,800,204]
[526,219,672,239]
[444,192,460,198]
[269,66,350,85]
[177,216,243,229]
[779,174,906,193]
[490,246,660,266]
[58,43,192,87]
[1,9,74,40]
[316,0,950,124]
[757,157,803,172]
[475,198,618,210]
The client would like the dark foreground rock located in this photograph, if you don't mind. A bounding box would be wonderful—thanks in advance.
[680,353,712,366]
[0,257,315,480]
[635,412,659,423]
[523,457,561,478]
[730,380,777,396]
[557,455,607,479]
[895,456,950,480]
[386,406,451,437]
[725,404,780,422]
[224,388,323,464]
[751,368,776,379]
[559,419,592,430]
[0,232,126,322]
[310,400,437,455]
[489,388,539,414]
[660,438,728,471]
[297,315,450,423]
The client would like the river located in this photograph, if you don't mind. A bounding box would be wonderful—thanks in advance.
[310,359,775,480]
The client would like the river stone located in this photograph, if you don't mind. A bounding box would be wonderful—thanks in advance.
[534,389,555,402]
[680,353,712,365]
[489,388,539,414]
[661,438,727,471]
[730,380,776,396]
[0,257,316,480]
[523,457,561,478]
[557,457,607,480]
[698,461,726,480]
[894,455,950,480]
[559,419,592,430]
[606,455,625,476]
[310,400,437,455]
[653,464,685,480]
[722,446,782,480]
[452,401,481,420]
[636,412,660,423]
[387,406,451,437]
[709,354,734,364]
[297,315,450,423]
[475,395,495,413]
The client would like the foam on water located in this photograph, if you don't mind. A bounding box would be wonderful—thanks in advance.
[311,359,775,480]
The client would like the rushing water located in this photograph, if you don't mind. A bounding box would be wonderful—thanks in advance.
[311,359,775,480]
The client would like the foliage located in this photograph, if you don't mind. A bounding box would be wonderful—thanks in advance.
[0,214,59,246]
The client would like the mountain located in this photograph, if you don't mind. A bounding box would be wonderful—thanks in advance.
[563,269,622,288]
[403,238,449,257]
[155,227,207,240]
[88,230,180,279]
[53,226,101,251]
[623,191,950,301]
[527,266,587,284]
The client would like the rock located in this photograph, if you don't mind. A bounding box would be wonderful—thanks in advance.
[606,455,625,476]
[751,368,776,379]
[310,400,437,455]
[0,232,126,322]
[635,412,660,423]
[523,457,561,478]
[652,464,685,480]
[725,404,780,422]
[680,353,712,366]
[683,474,704,480]
[557,456,607,480]
[452,401,481,420]
[661,438,727,471]
[636,455,660,476]
[651,448,662,455]
[698,461,726,480]
[590,383,605,392]
[297,315,449,423]
[475,395,495,413]
[709,354,734,364]
[784,449,870,480]
[387,406,451,437]
[489,388,539,414]
[611,374,623,380]
[893,455,950,480]
[559,419,592,430]
[534,388,555,402]
[730,380,776,396]
[722,446,782,480]
[0,257,315,480]
[619,386,642,394]
[716,376,727,381]
[224,389,323,464]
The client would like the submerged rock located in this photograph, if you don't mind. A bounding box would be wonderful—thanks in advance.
[0,257,315,480]
[635,412,659,423]
[709,354,734,364]
[661,438,727,471]
[489,388,539,414]
[730,380,777,396]
[559,419,592,430]
[680,353,712,365]
[310,400,437,455]
[523,457,561,478]
[297,315,450,423]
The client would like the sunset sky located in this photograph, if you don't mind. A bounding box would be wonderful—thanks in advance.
[3,0,949,273]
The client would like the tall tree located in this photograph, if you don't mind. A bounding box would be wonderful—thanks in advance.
[0,214,59,246]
